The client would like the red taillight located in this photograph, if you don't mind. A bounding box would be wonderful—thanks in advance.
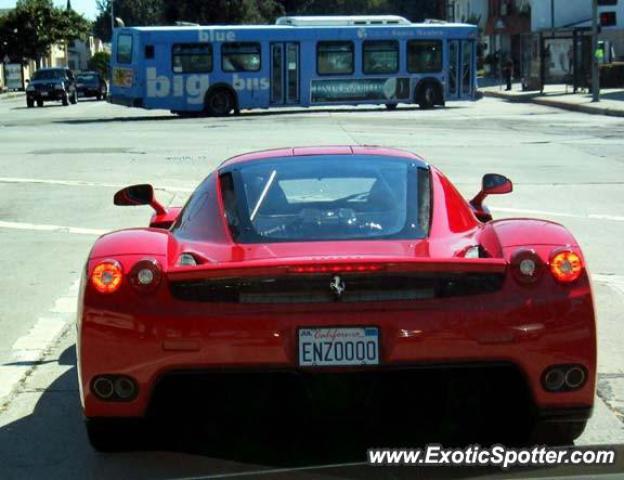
[129,258,162,293]
[549,249,583,283]
[510,249,544,284]
[289,264,385,274]
[91,260,123,294]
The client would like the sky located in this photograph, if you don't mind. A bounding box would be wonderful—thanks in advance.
[0,0,99,20]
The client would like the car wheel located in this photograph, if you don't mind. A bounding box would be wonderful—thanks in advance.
[529,420,587,446]
[36,99,44,107]
[96,93,102,101]
[385,103,398,110]
[417,82,438,110]
[85,418,146,452]
[205,89,234,116]
[62,93,69,106]
[27,98,34,108]
[70,91,78,104]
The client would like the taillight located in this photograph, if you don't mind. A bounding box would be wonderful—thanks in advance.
[129,258,162,293]
[289,264,385,274]
[510,249,544,284]
[91,260,123,294]
[549,249,583,283]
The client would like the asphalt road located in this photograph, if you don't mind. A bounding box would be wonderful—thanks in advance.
[0,94,623,479]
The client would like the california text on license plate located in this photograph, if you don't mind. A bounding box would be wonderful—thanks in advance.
[298,327,379,367]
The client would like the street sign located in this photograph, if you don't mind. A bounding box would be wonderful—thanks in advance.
[3,64,24,90]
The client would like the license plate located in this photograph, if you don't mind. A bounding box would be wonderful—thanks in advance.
[40,92,48,97]
[298,327,379,367]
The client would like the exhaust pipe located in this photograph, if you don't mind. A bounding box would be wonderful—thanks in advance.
[543,367,566,392]
[565,366,586,389]
[114,376,137,400]
[92,377,115,399]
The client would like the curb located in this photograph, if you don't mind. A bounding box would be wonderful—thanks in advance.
[0,91,25,101]
[482,90,624,118]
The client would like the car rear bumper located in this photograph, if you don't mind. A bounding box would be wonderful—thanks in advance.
[27,91,65,101]
[78,272,597,419]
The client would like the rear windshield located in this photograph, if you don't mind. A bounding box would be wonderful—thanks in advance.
[219,155,430,243]
[32,70,65,80]
[77,74,98,82]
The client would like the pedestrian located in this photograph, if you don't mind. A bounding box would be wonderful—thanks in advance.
[503,57,514,91]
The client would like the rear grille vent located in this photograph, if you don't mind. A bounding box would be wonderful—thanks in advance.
[169,273,504,304]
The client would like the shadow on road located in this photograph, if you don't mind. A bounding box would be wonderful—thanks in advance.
[51,104,466,125]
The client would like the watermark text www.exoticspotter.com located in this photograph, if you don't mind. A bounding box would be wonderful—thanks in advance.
[368,445,616,469]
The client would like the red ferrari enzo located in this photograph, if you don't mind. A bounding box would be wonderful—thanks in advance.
[78,146,596,451]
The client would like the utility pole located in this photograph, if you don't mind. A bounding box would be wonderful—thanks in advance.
[591,0,600,102]
[551,0,555,33]
[110,0,115,35]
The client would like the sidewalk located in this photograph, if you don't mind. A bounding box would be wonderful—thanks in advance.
[480,81,624,118]
[0,91,25,101]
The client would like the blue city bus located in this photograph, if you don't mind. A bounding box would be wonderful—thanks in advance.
[109,16,479,115]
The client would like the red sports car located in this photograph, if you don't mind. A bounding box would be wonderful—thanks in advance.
[78,146,595,451]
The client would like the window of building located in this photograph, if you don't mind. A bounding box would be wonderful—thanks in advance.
[222,42,261,72]
[317,41,354,75]
[172,43,212,73]
[363,40,399,74]
[407,40,442,73]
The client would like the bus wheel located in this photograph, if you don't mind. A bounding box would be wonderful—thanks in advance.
[205,89,234,116]
[417,82,439,110]
[385,103,398,110]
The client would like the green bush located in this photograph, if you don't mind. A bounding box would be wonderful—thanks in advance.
[88,51,111,77]
[600,63,624,88]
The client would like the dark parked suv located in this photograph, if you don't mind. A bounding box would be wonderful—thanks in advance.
[76,71,108,100]
[26,67,78,107]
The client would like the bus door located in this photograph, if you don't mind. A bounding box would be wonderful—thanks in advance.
[447,40,460,100]
[447,40,474,99]
[270,42,300,105]
[461,40,475,98]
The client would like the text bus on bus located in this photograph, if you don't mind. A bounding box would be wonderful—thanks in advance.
[109,16,479,115]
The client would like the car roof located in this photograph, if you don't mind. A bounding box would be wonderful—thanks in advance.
[220,146,428,168]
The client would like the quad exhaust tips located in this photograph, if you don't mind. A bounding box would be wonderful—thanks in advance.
[542,365,587,392]
[91,375,138,401]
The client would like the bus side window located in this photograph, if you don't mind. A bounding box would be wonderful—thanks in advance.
[172,43,213,73]
[222,42,261,72]
[407,40,443,74]
[117,34,133,64]
[317,41,354,75]
[363,40,399,74]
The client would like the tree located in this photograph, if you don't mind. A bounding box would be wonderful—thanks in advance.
[0,0,91,65]
[93,0,165,42]
[163,0,284,25]
[88,50,111,76]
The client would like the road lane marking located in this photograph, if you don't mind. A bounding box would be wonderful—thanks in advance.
[0,279,79,409]
[0,220,107,236]
[491,207,624,223]
[0,176,194,193]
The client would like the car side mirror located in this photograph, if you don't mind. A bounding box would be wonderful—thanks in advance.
[114,184,167,215]
[482,173,513,195]
[470,174,513,222]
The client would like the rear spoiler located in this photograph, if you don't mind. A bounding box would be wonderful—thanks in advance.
[167,257,507,282]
